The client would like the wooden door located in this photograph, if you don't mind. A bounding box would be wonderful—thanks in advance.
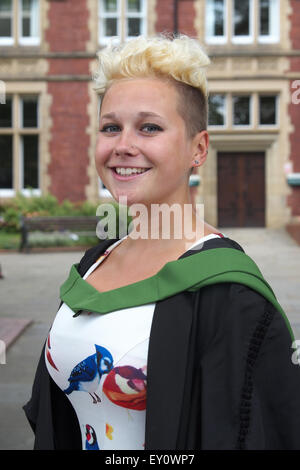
[217,152,265,227]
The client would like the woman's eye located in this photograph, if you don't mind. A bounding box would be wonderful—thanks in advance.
[141,123,163,133]
[99,125,120,133]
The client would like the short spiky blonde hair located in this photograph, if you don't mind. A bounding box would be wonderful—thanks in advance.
[93,34,211,139]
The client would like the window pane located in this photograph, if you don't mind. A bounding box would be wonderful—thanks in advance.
[206,0,225,37]
[23,135,38,189]
[22,97,38,127]
[260,0,269,35]
[104,18,117,36]
[22,17,30,37]
[208,94,226,125]
[259,96,276,125]
[0,135,13,189]
[22,0,31,12]
[0,0,12,12]
[0,18,11,36]
[127,0,141,13]
[233,96,250,125]
[21,0,39,37]
[103,0,117,12]
[0,97,12,127]
[213,0,224,35]
[234,0,250,36]
[127,18,141,36]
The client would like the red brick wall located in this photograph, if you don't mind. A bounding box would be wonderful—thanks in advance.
[45,0,90,52]
[45,0,91,203]
[289,0,300,49]
[155,0,197,36]
[287,0,300,217]
[47,82,90,203]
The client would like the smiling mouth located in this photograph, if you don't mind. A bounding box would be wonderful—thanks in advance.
[111,167,151,177]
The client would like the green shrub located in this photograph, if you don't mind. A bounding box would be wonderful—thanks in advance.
[0,192,132,238]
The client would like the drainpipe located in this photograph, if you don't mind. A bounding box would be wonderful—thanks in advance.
[173,0,178,34]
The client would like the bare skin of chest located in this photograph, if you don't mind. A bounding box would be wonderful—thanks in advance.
[85,246,184,293]
[85,225,219,293]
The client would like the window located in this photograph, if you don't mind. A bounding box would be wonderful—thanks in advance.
[205,0,226,43]
[0,96,13,195]
[19,0,40,45]
[99,0,147,44]
[0,135,13,191]
[205,0,279,44]
[0,0,40,46]
[258,0,279,43]
[233,95,252,126]
[208,94,226,126]
[232,0,253,44]
[259,95,277,125]
[0,0,13,45]
[208,93,279,128]
[0,94,40,197]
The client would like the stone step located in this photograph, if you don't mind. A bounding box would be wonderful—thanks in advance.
[0,318,32,349]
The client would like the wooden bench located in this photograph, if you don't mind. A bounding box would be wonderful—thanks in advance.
[19,215,100,252]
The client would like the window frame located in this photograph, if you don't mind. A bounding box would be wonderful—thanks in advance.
[258,0,280,44]
[231,0,254,44]
[98,0,147,45]
[208,93,228,129]
[125,0,147,40]
[18,0,40,46]
[205,0,279,45]
[99,0,121,46]
[0,0,14,46]
[205,0,227,44]
[19,94,40,193]
[0,93,41,197]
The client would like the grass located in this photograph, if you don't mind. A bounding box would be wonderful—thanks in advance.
[0,230,100,250]
[0,231,20,249]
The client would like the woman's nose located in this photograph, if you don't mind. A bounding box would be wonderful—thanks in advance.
[114,131,139,157]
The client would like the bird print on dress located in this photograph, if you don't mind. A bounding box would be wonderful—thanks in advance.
[45,332,59,371]
[64,344,113,404]
[103,365,147,410]
[85,424,99,450]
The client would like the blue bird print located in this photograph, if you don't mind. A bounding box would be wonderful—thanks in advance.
[64,344,113,404]
[85,424,99,450]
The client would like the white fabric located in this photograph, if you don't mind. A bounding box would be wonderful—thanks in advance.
[45,233,222,450]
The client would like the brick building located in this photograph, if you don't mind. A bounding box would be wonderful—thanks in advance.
[0,0,299,235]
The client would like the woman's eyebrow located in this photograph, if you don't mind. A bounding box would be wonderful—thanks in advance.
[101,111,164,120]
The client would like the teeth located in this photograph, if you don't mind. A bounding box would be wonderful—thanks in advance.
[115,167,149,176]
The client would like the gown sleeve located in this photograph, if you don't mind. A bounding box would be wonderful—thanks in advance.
[249,304,300,449]
[188,282,300,450]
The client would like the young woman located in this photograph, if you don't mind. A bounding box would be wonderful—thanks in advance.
[24,34,300,450]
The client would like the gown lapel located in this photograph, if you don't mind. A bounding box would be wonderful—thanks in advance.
[145,292,194,449]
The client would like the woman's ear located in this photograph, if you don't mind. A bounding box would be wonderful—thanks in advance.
[190,130,209,170]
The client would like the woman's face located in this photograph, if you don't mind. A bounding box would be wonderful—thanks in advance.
[95,77,207,207]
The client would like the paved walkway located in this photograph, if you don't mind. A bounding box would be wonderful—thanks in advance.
[0,228,299,450]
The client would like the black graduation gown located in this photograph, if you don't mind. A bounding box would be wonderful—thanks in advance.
[23,236,300,450]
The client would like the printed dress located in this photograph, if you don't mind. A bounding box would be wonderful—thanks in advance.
[45,232,224,450]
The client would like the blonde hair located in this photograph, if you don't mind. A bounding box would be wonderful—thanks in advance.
[93,33,211,138]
